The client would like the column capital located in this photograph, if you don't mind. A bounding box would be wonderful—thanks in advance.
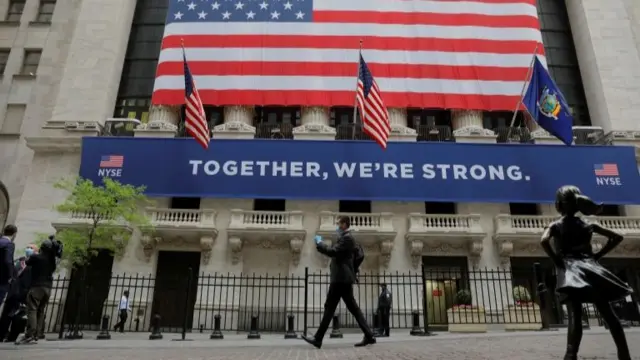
[134,105,179,138]
[293,106,336,140]
[388,107,417,142]
[451,109,496,143]
[213,106,256,139]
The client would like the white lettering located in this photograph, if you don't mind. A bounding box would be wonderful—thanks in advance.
[204,161,220,175]
[334,162,356,178]
[469,165,486,180]
[256,161,269,176]
[222,161,237,176]
[422,164,436,179]
[436,164,451,179]
[240,161,253,176]
[97,169,122,177]
[383,163,398,178]
[506,166,522,180]
[400,163,413,179]
[596,177,622,186]
[488,166,505,180]
[189,160,202,175]
[306,162,321,178]
[452,165,467,180]
[359,163,373,178]
[290,161,303,177]
[272,161,287,176]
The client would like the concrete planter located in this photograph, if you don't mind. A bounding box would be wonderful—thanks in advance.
[503,304,542,331]
[446,307,487,333]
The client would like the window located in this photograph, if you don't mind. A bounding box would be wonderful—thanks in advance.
[509,203,539,216]
[170,197,200,210]
[21,50,41,75]
[409,109,453,142]
[35,0,56,22]
[1,104,26,134]
[177,105,223,137]
[113,98,151,122]
[338,200,371,213]
[331,107,369,140]
[253,199,286,212]
[0,50,9,75]
[425,202,456,215]
[115,0,169,103]
[254,106,300,139]
[6,0,25,22]
[536,0,590,125]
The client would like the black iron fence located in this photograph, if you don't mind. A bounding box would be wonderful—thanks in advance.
[40,266,638,336]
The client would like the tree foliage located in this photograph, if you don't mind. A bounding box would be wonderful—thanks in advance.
[54,177,151,268]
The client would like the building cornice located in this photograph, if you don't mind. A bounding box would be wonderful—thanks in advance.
[25,136,84,153]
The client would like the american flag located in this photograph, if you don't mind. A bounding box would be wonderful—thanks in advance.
[99,155,124,168]
[152,0,543,110]
[594,164,619,177]
[182,47,210,149]
[356,55,389,149]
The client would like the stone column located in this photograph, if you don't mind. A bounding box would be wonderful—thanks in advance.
[213,106,256,139]
[388,108,417,142]
[451,110,496,143]
[134,105,179,138]
[292,106,336,140]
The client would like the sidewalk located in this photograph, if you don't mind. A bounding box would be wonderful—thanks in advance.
[1,327,639,359]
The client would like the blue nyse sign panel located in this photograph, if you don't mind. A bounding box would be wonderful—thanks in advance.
[79,138,640,204]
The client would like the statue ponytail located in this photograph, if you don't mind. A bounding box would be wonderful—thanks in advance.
[575,195,603,216]
[555,185,602,216]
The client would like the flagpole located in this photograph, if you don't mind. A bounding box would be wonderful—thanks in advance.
[507,43,540,138]
[352,39,363,140]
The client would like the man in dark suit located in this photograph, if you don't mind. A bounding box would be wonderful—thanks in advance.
[302,216,375,349]
[0,225,17,307]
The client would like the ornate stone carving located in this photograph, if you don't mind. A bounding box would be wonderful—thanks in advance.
[228,236,243,264]
[112,235,127,261]
[409,240,423,269]
[137,121,178,131]
[224,106,254,123]
[378,240,394,268]
[200,236,215,265]
[289,238,304,266]
[292,123,336,134]
[451,110,495,137]
[139,235,160,262]
[213,121,256,133]
[64,121,102,131]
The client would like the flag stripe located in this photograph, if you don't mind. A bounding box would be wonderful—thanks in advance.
[183,50,211,150]
[161,23,542,42]
[161,35,544,55]
[155,0,543,110]
[153,89,521,109]
[154,76,525,95]
[156,61,537,82]
[158,48,545,68]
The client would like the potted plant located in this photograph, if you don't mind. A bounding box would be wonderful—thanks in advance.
[446,289,487,333]
[503,286,542,331]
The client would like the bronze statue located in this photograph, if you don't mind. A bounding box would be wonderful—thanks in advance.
[541,185,632,360]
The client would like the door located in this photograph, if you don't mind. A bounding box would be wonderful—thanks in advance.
[425,280,448,324]
[151,251,201,331]
[64,250,114,329]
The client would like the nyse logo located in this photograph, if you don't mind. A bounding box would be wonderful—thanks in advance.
[594,164,621,187]
[97,168,123,178]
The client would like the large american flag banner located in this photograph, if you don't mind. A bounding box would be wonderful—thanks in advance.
[357,55,390,149]
[152,0,543,110]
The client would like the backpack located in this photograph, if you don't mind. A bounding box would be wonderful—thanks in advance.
[353,243,365,275]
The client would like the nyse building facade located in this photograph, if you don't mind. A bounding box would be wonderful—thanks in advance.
[1,0,640,333]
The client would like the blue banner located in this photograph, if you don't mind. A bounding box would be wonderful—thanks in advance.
[79,138,640,204]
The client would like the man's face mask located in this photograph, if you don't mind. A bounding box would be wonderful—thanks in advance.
[25,248,34,258]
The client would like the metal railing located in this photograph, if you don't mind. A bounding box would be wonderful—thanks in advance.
[254,123,294,139]
[335,124,372,141]
[493,127,533,144]
[416,125,454,142]
[40,266,637,336]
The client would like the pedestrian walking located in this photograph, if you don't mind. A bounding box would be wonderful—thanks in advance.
[113,290,131,333]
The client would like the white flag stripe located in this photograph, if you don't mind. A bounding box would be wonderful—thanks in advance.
[158,48,546,69]
[155,75,527,95]
[163,22,542,42]
[312,0,538,17]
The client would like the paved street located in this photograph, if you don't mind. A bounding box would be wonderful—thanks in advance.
[1,328,640,359]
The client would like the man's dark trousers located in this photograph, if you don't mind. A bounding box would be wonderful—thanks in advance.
[314,283,374,340]
[114,310,128,332]
[378,307,390,336]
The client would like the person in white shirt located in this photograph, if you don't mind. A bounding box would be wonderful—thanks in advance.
[113,290,131,333]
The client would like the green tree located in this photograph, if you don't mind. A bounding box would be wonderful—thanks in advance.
[54,177,151,268]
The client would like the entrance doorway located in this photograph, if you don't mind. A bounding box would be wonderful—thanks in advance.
[422,256,468,327]
[151,251,201,331]
[64,250,114,329]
